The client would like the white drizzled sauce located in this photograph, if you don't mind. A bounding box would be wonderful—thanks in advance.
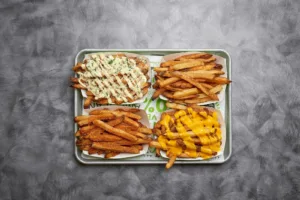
[77,54,147,104]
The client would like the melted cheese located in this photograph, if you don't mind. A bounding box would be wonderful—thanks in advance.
[158,108,222,159]
[77,54,147,103]
[184,150,198,158]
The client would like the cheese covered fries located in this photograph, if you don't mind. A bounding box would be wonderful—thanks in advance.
[151,104,222,169]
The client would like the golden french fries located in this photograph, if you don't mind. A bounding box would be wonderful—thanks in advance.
[170,60,204,71]
[89,109,142,120]
[166,102,187,110]
[93,120,138,141]
[138,127,152,134]
[166,154,177,169]
[75,108,151,158]
[106,116,124,127]
[92,142,140,154]
[83,96,93,109]
[152,52,231,104]
[159,77,181,87]
[105,152,120,158]
[150,106,222,169]
[174,53,211,60]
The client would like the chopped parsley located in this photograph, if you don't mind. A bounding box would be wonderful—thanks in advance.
[108,59,114,64]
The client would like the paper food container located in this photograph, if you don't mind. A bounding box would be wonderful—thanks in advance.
[159,106,226,161]
[157,51,227,105]
[80,106,150,159]
[80,52,151,105]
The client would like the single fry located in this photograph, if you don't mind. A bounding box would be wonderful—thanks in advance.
[71,84,86,89]
[113,111,142,120]
[184,97,213,104]
[105,152,120,158]
[159,77,181,87]
[74,115,89,122]
[170,99,186,104]
[107,117,124,127]
[92,142,140,154]
[155,148,161,157]
[76,139,92,146]
[116,108,140,113]
[186,64,215,71]
[138,127,152,134]
[86,90,94,96]
[79,145,91,151]
[162,91,175,99]
[166,102,187,110]
[132,145,143,151]
[93,120,138,141]
[88,132,122,142]
[154,67,168,72]
[84,96,93,109]
[89,109,113,115]
[160,60,193,67]
[176,94,198,100]
[114,124,138,131]
[123,117,139,127]
[127,130,147,139]
[181,71,215,79]
[205,77,231,84]
[171,81,194,89]
[173,88,199,98]
[80,125,96,134]
[171,60,204,71]
[70,77,79,83]
[90,109,142,120]
[174,53,211,60]
[75,130,81,137]
[77,114,116,126]
[179,56,216,63]
[164,85,182,92]
[202,83,214,90]
[166,154,177,169]
[88,148,99,155]
[72,62,82,71]
[209,85,223,94]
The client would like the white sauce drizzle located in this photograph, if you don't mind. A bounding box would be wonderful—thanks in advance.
[77,54,147,103]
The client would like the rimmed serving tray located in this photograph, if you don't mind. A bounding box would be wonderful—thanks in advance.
[74,49,232,165]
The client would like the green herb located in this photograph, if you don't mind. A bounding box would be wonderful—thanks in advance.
[108,59,114,64]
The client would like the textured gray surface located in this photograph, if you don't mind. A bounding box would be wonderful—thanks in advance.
[0,0,300,199]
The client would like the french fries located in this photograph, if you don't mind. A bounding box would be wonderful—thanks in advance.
[152,52,231,104]
[75,108,151,158]
[150,106,222,169]
[92,142,140,154]
[174,53,211,60]
[71,53,151,107]
[166,102,187,110]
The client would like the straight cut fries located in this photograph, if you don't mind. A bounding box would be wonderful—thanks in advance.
[152,52,231,104]
[71,53,150,108]
[75,108,152,158]
[150,104,223,169]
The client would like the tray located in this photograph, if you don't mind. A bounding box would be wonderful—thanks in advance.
[74,49,232,165]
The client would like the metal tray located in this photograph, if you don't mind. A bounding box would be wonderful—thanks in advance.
[74,49,232,165]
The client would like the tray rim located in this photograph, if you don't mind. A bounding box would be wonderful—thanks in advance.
[74,49,232,165]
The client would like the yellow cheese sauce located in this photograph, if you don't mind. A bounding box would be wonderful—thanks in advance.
[158,108,222,159]
[77,54,147,103]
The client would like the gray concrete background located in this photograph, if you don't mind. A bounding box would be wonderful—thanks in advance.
[0,0,300,199]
